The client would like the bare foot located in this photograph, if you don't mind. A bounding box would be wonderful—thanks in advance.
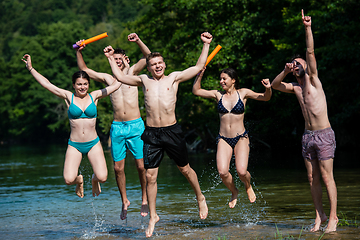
[75,175,84,198]
[197,194,208,219]
[310,215,328,232]
[145,214,160,238]
[324,218,338,233]
[246,185,256,203]
[120,200,131,220]
[229,189,239,208]
[92,174,101,197]
[141,203,149,217]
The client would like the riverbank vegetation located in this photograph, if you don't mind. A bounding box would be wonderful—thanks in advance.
[1,0,359,161]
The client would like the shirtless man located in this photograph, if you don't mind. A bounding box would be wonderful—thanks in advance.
[75,33,150,220]
[104,32,213,237]
[271,10,338,233]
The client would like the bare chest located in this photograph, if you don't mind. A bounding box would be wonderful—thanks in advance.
[143,79,177,100]
[110,85,139,104]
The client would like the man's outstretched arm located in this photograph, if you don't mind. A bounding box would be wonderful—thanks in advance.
[302,9,320,87]
[128,33,151,76]
[104,45,143,87]
[271,63,295,93]
[175,32,213,83]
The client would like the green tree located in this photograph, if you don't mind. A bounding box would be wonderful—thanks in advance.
[0,0,150,143]
[1,0,360,154]
[2,21,88,142]
[130,0,360,151]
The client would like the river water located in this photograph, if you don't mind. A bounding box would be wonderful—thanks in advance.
[0,144,359,239]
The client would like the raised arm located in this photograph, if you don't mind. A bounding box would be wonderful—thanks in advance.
[175,32,213,83]
[244,78,272,101]
[22,54,70,99]
[271,63,296,93]
[90,76,122,100]
[104,45,143,87]
[127,33,151,76]
[302,9,319,86]
[75,40,116,86]
[192,67,217,99]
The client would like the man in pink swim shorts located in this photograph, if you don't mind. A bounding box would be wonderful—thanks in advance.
[272,9,338,233]
[302,128,336,161]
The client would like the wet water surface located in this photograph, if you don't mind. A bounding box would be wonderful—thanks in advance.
[0,144,359,239]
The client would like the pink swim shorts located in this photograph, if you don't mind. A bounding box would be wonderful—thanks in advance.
[302,127,336,161]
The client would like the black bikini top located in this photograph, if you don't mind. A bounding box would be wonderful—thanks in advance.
[217,91,245,114]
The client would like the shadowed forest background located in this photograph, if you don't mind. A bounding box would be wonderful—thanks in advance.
[1,0,359,166]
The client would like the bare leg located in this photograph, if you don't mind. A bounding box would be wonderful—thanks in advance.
[304,159,328,232]
[238,171,256,203]
[234,137,256,203]
[319,158,338,233]
[63,145,83,197]
[228,188,239,208]
[145,168,160,238]
[135,158,149,217]
[87,142,108,197]
[216,139,239,208]
[91,173,101,197]
[114,159,131,220]
[75,175,84,198]
[178,164,208,219]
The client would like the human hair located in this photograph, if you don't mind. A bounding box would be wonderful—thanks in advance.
[220,68,240,89]
[72,70,90,85]
[114,48,126,55]
[146,52,164,66]
[290,54,305,63]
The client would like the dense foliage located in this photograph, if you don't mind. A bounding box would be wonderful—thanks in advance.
[0,0,149,142]
[1,0,359,155]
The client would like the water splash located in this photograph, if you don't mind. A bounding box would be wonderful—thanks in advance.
[198,161,222,193]
[80,201,110,239]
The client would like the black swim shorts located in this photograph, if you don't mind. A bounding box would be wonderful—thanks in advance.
[141,123,189,169]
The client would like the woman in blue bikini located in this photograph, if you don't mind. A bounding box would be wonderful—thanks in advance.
[193,67,271,207]
[22,54,121,198]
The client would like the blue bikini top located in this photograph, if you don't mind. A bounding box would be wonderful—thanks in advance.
[217,91,245,114]
[68,94,97,119]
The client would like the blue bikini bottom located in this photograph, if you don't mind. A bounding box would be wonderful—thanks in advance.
[68,136,100,154]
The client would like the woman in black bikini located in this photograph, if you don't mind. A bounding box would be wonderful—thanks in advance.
[193,67,271,207]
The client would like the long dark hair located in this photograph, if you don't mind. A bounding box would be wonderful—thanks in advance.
[72,70,90,85]
[220,68,240,89]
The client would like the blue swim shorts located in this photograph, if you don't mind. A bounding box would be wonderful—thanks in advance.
[110,117,145,161]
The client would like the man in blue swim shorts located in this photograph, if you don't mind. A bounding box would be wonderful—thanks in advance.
[76,33,150,220]
[272,10,338,233]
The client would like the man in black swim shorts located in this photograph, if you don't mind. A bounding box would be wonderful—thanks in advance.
[142,123,188,168]
[104,32,213,237]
